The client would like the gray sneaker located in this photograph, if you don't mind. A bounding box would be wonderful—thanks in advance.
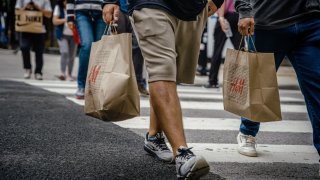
[237,132,258,157]
[175,146,210,179]
[144,132,173,163]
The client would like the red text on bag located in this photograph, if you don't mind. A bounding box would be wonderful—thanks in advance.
[230,78,245,95]
[88,65,101,84]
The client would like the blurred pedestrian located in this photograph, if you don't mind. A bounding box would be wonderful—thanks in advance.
[67,0,106,99]
[4,0,18,50]
[197,25,209,76]
[234,0,320,159]
[53,0,77,81]
[204,0,242,88]
[102,0,223,178]
[15,0,52,80]
[116,0,149,96]
[0,0,8,49]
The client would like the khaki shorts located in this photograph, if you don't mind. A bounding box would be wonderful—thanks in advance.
[130,7,207,84]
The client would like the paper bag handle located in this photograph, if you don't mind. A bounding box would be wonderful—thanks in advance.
[103,22,118,35]
[238,35,257,52]
[232,35,257,62]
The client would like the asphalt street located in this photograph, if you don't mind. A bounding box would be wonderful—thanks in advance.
[0,49,319,179]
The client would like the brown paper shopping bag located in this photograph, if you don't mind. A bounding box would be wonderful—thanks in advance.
[15,10,43,33]
[223,41,282,122]
[84,32,140,122]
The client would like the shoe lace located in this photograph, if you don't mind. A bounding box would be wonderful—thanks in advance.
[242,135,257,147]
[154,137,169,151]
[177,147,194,161]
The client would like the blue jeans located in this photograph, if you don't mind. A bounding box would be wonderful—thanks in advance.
[240,17,320,155]
[75,10,106,88]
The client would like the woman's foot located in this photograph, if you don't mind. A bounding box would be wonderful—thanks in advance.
[66,75,75,81]
[56,74,66,81]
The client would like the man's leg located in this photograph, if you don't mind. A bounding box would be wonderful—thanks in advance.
[287,18,320,155]
[149,102,161,136]
[19,32,32,79]
[143,87,173,162]
[130,7,210,178]
[75,11,94,99]
[238,29,290,157]
[149,81,186,155]
[206,23,226,87]
[33,34,45,78]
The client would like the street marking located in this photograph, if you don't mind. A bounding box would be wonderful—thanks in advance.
[66,96,307,113]
[45,87,303,102]
[13,79,77,86]
[187,143,318,164]
[113,116,312,133]
[13,79,317,165]
[20,79,302,95]
[139,100,307,113]
[177,93,304,102]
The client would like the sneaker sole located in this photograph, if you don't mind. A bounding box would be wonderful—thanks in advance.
[143,145,173,163]
[179,157,210,180]
[237,149,258,157]
[75,95,84,100]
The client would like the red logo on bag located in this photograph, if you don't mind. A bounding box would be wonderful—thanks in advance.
[88,65,101,84]
[230,78,245,95]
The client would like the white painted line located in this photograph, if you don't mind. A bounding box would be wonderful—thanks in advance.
[187,143,318,164]
[113,117,311,133]
[24,81,77,88]
[66,96,307,114]
[178,93,304,102]
[67,97,84,105]
[17,79,303,95]
[66,94,307,113]
[139,100,307,113]
[43,88,76,94]
[41,87,304,103]
[37,86,224,94]
[177,88,222,94]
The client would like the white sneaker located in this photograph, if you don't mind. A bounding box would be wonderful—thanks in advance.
[24,69,31,79]
[34,73,43,80]
[237,132,257,157]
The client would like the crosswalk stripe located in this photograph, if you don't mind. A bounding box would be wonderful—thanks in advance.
[186,143,318,164]
[139,100,307,113]
[13,79,77,87]
[20,79,302,94]
[17,79,317,166]
[112,116,311,133]
[66,96,307,113]
[177,93,304,102]
[43,87,303,102]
